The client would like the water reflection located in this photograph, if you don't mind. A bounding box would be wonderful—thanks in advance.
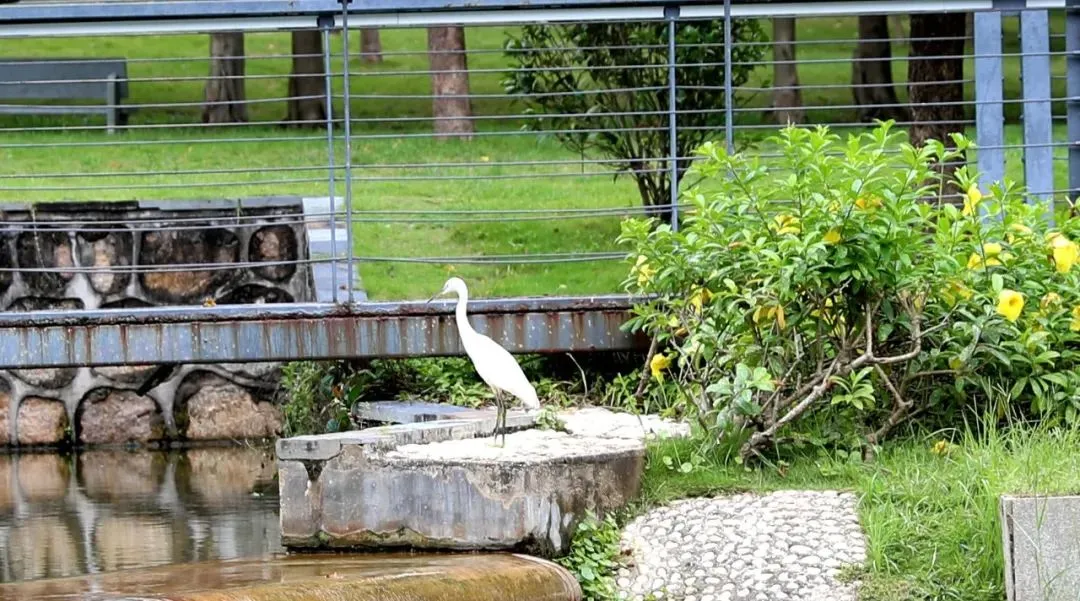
[0,447,281,585]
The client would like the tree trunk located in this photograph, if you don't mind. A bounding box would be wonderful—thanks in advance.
[770,17,805,125]
[908,13,967,198]
[427,26,474,140]
[361,29,384,63]
[285,30,327,127]
[203,32,248,124]
[853,15,905,122]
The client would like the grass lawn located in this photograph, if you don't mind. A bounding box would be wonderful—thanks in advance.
[0,15,1070,300]
[639,423,1080,601]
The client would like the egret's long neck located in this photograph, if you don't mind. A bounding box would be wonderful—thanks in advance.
[454,288,475,338]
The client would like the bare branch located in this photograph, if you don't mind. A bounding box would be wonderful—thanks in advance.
[634,335,660,402]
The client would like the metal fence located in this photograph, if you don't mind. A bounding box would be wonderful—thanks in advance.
[0,0,1074,364]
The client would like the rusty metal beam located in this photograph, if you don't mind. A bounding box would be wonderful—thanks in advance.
[0,296,649,369]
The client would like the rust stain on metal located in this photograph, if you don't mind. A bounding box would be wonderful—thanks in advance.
[0,299,647,369]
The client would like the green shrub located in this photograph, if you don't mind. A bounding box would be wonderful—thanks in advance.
[618,121,1080,461]
[503,20,767,217]
[280,361,368,436]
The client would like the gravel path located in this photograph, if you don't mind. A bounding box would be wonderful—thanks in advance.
[616,491,866,601]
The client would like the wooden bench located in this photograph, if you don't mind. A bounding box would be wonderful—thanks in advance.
[0,58,132,134]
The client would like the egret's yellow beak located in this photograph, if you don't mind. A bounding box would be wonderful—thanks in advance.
[426,293,438,304]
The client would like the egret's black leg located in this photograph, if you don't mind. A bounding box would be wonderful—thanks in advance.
[499,395,507,447]
[497,393,507,447]
[491,390,503,446]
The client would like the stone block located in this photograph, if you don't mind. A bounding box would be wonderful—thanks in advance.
[138,228,239,303]
[1002,494,1080,601]
[77,389,165,445]
[77,229,133,295]
[0,232,12,296]
[15,229,74,294]
[279,429,644,557]
[92,364,159,384]
[16,397,69,446]
[249,224,299,282]
[176,374,282,440]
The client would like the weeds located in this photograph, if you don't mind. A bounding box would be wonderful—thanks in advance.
[279,353,675,436]
[557,511,624,601]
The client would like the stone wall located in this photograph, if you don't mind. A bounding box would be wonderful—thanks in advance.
[0,198,315,448]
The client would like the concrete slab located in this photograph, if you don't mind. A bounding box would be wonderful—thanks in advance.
[352,400,490,426]
[1001,494,1080,601]
[557,406,691,441]
[276,413,537,461]
[277,408,645,557]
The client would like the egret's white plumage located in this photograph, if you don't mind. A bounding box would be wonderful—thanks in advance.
[428,277,539,444]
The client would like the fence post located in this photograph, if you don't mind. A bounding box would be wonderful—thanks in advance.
[1020,9,1054,214]
[974,10,1005,191]
[1067,0,1080,202]
[666,6,679,231]
[320,16,339,303]
[338,0,356,303]
[723,0,733,153]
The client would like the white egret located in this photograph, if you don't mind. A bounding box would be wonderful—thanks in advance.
[427,277,540,446]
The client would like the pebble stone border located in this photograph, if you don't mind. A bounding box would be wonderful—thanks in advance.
[616,491,866,601]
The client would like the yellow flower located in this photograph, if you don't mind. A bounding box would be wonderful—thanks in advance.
[752,303,786,330]
[967,242,1006,270]
[649,353,673,380]
[1007,222,1033,244]
[772,214,801,235]
[823,229,842,245]
[634,255,655,287]
[855,196,882,210]
[1071,306,1080,332]
[996,289,1025,323]
[1051,235,1079,274]
[931,440,952,456]
[961,184,984,216]
[753,305,776,324]
[689,287,713,313]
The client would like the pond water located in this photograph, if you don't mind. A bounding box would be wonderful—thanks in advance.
[0,446,283,591]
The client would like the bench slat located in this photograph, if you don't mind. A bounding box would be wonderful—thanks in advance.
[0,58,129,100]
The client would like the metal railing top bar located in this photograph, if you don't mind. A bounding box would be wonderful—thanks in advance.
[0,0,1070,24]
[0,0,1070,38]
[0,294,642,327]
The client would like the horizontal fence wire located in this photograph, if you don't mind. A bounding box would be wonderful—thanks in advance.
[0,5,1072,314]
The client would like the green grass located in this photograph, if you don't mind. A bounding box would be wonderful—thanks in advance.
[638,424,1080,600]
[0,16,1070,300]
